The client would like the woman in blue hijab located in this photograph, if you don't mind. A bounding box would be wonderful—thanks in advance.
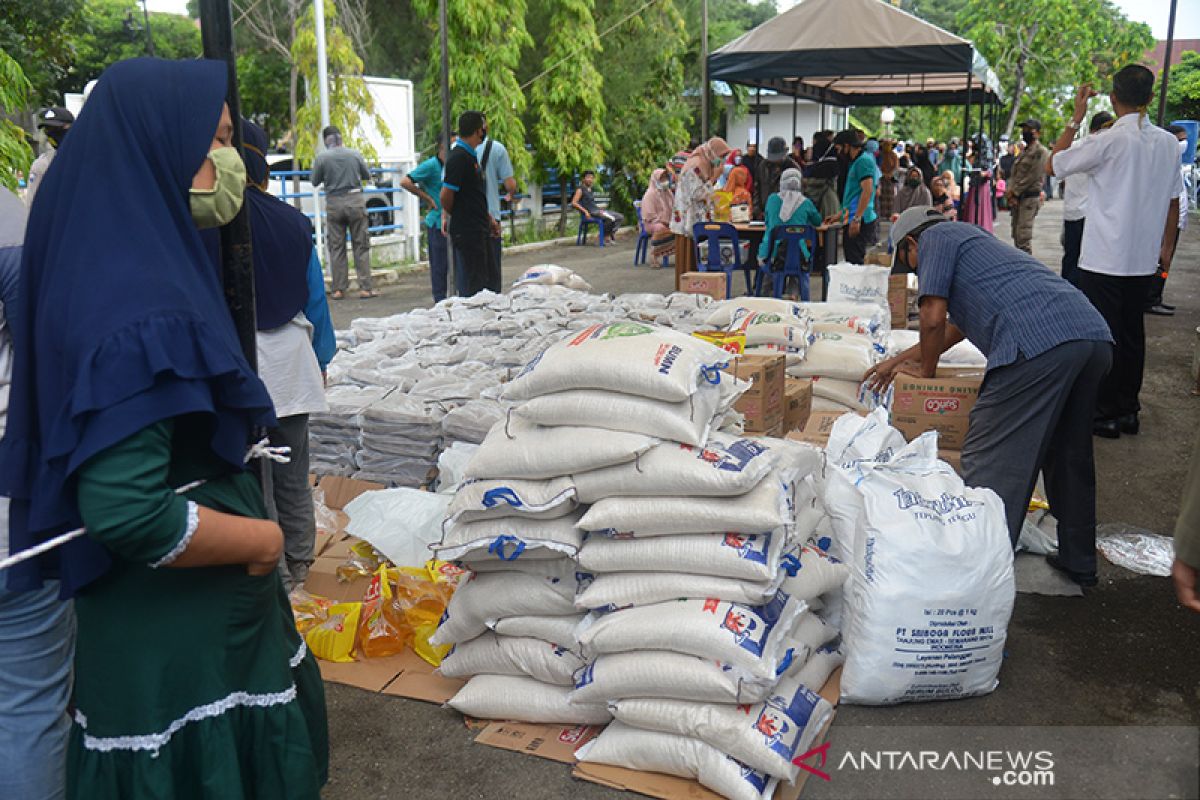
[0,58,327,798]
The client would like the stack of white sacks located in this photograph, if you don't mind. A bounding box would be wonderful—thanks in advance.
[427,323,852,800]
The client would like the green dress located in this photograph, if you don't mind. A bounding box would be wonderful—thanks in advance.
[67,415,328,799]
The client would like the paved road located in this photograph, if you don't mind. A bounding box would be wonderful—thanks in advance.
[321,202,1200,799]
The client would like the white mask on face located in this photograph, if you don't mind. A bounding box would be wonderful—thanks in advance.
[1180,138,1189,156]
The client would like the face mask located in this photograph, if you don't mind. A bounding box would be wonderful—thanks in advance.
[658,181,671,191]
[905,178,921,188]
[1180,139,1189,156]
[711,157,723,167]
[1021,130,1035,145]
[734,156,742,166]
[190,147,246,229]
[45,127,67,147]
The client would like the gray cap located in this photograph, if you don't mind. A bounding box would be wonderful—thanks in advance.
[765,137,789,161]
[889,206,947,270]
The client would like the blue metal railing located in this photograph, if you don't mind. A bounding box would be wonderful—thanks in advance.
[270,167,409,236]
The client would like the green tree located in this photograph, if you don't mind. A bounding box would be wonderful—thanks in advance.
[0,0,84,104]
[528,0,608,231]
[291,0,389,166]
[681,0,776,136]
[1161,50,1200,124]
[596,0,690,215]
[0,47,32,192]
[237,49,293,142]
[55,0,202,96]
[897,0,967,33]
[413,0,533,179]
[958,0,1154,139]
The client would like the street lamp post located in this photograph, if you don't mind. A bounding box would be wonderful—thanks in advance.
[881,107,896,136]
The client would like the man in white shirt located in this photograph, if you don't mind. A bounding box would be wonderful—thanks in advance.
[479,132,518,273]
[1146,124,1193,316]
[1058,112,1112,286]
[1047,65,1183,440]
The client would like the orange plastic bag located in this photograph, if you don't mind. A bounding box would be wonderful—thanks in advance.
[357,565,410,659]
[289,588,333,636]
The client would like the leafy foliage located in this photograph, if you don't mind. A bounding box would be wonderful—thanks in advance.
[0,0,84,104]
[413,0,533,178]
[1161,50,1200,124]
[55,0,202,96]
[237,48,293,142]
[528,0,608,186]
[597,0,691,216]
[957,0,1154,138]
[291,0,389,166]
[0,47,32,192]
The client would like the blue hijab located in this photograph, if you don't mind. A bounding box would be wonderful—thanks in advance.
[0,58,276,596]
[202,119,312,331]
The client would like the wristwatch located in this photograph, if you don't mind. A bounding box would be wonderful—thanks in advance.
[1066,120,1081,130]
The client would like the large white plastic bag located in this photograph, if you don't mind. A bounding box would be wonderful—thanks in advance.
[573,434,776,504]
[445,477,577,525]
[840,457,1014,705]
[464,418,657,480]
[578,530,784,582]
[574,571,777,610]
[512,264,593,292]
[342,488,451,568]
[488,614,586,650]
[447,674,611,725]
[438,632,586,685]
[434,511,586,562]
[727,308,814,354]
[513,381,736,447]
[503,322,731,403]
[793,644,845,694]
[825,262,890,308]
[577,471,793,536]
[462,555,579,578]
[576,722,778,800]
[429,571,580,646]
[612,671,834,781]
[571,651,777,705]
[577,593,805,682]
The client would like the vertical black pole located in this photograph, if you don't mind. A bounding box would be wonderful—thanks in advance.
[140,0,156,56]
[792,93,798,143]
[1156,0,1179,126]
[439,0,455,295]
[755,87,761,153]
[199,0,257,371]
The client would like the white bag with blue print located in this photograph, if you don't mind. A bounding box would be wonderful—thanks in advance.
[578,529,785,583]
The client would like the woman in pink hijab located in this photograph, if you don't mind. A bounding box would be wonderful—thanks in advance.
[670,136,731,279]
[639,168,675,264]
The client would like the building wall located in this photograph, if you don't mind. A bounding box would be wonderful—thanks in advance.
[724,96,849,152]
[1145,40,1200,73]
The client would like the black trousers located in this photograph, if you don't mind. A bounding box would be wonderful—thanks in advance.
[451,230,500,296]
[1076,269,1154,420]
[961,341,1112,568]
[1060,218,1085,286]
[842,218,878,264]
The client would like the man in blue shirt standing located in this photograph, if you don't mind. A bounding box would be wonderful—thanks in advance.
[480,130,518,272]
[440,111,500,296]
[866,207,1114,587]
[834,130,878,264]
[402,132,456,303]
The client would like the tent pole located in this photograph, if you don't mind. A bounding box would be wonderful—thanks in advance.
[1156,0,1178,126]
[700,0,709,139]
[755,87,762,153]
[961,69,973,182]
[792,93,798,143]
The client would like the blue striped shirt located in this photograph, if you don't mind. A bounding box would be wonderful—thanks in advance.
[916,223,1112,370]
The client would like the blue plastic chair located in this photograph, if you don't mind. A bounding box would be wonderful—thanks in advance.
[576,213,607,247]
[755,225,816,300]
[692,221,753,297]
[634,201,670,268]
[634,201,649,264]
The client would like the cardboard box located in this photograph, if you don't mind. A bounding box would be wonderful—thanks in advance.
[890,374,982,450]
[692,329,746,355]
[316,651,410,692]
[680,271,728,301]
[382,650,466,705]
[317,475,385,510]
[475,722,604,765]
[888,273,908,328]
[303,556,370,604]
[938,448,963,475]
[784,378,813,433]
[724,354,786,436]
[574,669,842,800]
[787,409,863,447]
